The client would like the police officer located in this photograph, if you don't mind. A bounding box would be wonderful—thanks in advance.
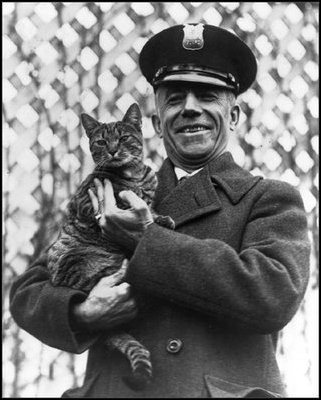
[10,24,310,398]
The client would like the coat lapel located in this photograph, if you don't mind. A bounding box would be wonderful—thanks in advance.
[153,153,262,228]
[208,152,263,204]
[154,159,221,228]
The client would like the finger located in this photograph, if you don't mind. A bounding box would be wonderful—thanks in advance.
[99,213,106,227]
[93,276,131,301]
[97,270,124,287]
[109,259,129,286]
[94,178,105,213]
[88,282,132,306]
[115,282,131,301]
[99,261,128,287]
[118,259,129,280]
[103,179,117,212]
[88,188,99,214]
[103,262,128,287]
[119,190,147,211]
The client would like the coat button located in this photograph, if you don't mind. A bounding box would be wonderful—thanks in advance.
[166,338,183,354]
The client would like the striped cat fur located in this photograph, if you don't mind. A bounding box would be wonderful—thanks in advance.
[47,103,174,391]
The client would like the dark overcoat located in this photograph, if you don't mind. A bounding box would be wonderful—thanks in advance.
[10,152,310,398]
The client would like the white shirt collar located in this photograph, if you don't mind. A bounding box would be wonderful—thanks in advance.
[174,166,203,181]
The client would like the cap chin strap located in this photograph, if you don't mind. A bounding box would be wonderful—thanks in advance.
[153,64,240,94]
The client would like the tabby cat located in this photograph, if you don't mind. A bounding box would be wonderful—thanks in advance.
[47,103,174,391]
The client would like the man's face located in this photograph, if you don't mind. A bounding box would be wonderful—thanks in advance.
[152,81,239,171]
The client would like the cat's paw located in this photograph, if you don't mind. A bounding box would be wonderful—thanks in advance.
[153,215,175,230]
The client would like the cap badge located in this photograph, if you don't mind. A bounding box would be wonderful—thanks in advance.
[182,23,204,50]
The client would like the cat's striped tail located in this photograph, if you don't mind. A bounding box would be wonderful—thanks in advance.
[106,333,152,391]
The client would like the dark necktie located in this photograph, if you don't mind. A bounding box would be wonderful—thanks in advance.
[178,176,188,185]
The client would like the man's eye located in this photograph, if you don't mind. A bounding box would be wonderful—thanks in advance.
[96,140,106,145]
[200,93,219,101]
[168,95,183,104]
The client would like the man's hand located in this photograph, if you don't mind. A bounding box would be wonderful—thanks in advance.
[72,259,137,332]
[88,178,153,255]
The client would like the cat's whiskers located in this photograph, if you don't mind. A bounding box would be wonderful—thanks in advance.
[95,157,111,171]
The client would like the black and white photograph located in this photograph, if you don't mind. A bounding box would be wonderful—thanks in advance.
[3,2,319,398]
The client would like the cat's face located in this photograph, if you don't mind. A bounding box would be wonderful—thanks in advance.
[81,104,143,169]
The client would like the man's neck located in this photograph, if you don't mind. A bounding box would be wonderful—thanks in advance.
[170,160,204,173]
[174,166,202,180]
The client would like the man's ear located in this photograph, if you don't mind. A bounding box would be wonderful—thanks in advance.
[152,114,163,138]
[230,104,240,132]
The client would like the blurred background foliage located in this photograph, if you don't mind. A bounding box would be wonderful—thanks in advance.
[2,2,319,397]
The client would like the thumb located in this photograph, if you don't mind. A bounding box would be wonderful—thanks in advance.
[119,190,148,212]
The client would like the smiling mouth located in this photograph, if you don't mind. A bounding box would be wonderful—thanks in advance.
[177,124,211,133]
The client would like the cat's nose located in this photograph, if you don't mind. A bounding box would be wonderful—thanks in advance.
[109,149,117,156]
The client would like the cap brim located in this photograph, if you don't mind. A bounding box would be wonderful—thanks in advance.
[158,73,236,90]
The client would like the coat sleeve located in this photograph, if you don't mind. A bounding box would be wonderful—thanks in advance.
[9,252,99,353]
[126,180,311,334]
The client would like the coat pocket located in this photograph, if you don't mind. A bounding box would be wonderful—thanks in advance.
[61,372,101,398]
[204,375,283,398]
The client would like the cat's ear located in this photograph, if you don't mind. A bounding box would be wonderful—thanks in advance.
[81,113,100,137]
[122,103,142,130]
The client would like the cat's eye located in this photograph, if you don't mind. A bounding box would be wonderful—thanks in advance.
[96,139,106,146]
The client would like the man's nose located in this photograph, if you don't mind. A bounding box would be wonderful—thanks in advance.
[182,92,202,117]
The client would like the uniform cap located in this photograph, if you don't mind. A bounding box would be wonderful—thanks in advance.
[139,23,257,95]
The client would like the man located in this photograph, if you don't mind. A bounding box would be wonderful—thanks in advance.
[10,24,310,398]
